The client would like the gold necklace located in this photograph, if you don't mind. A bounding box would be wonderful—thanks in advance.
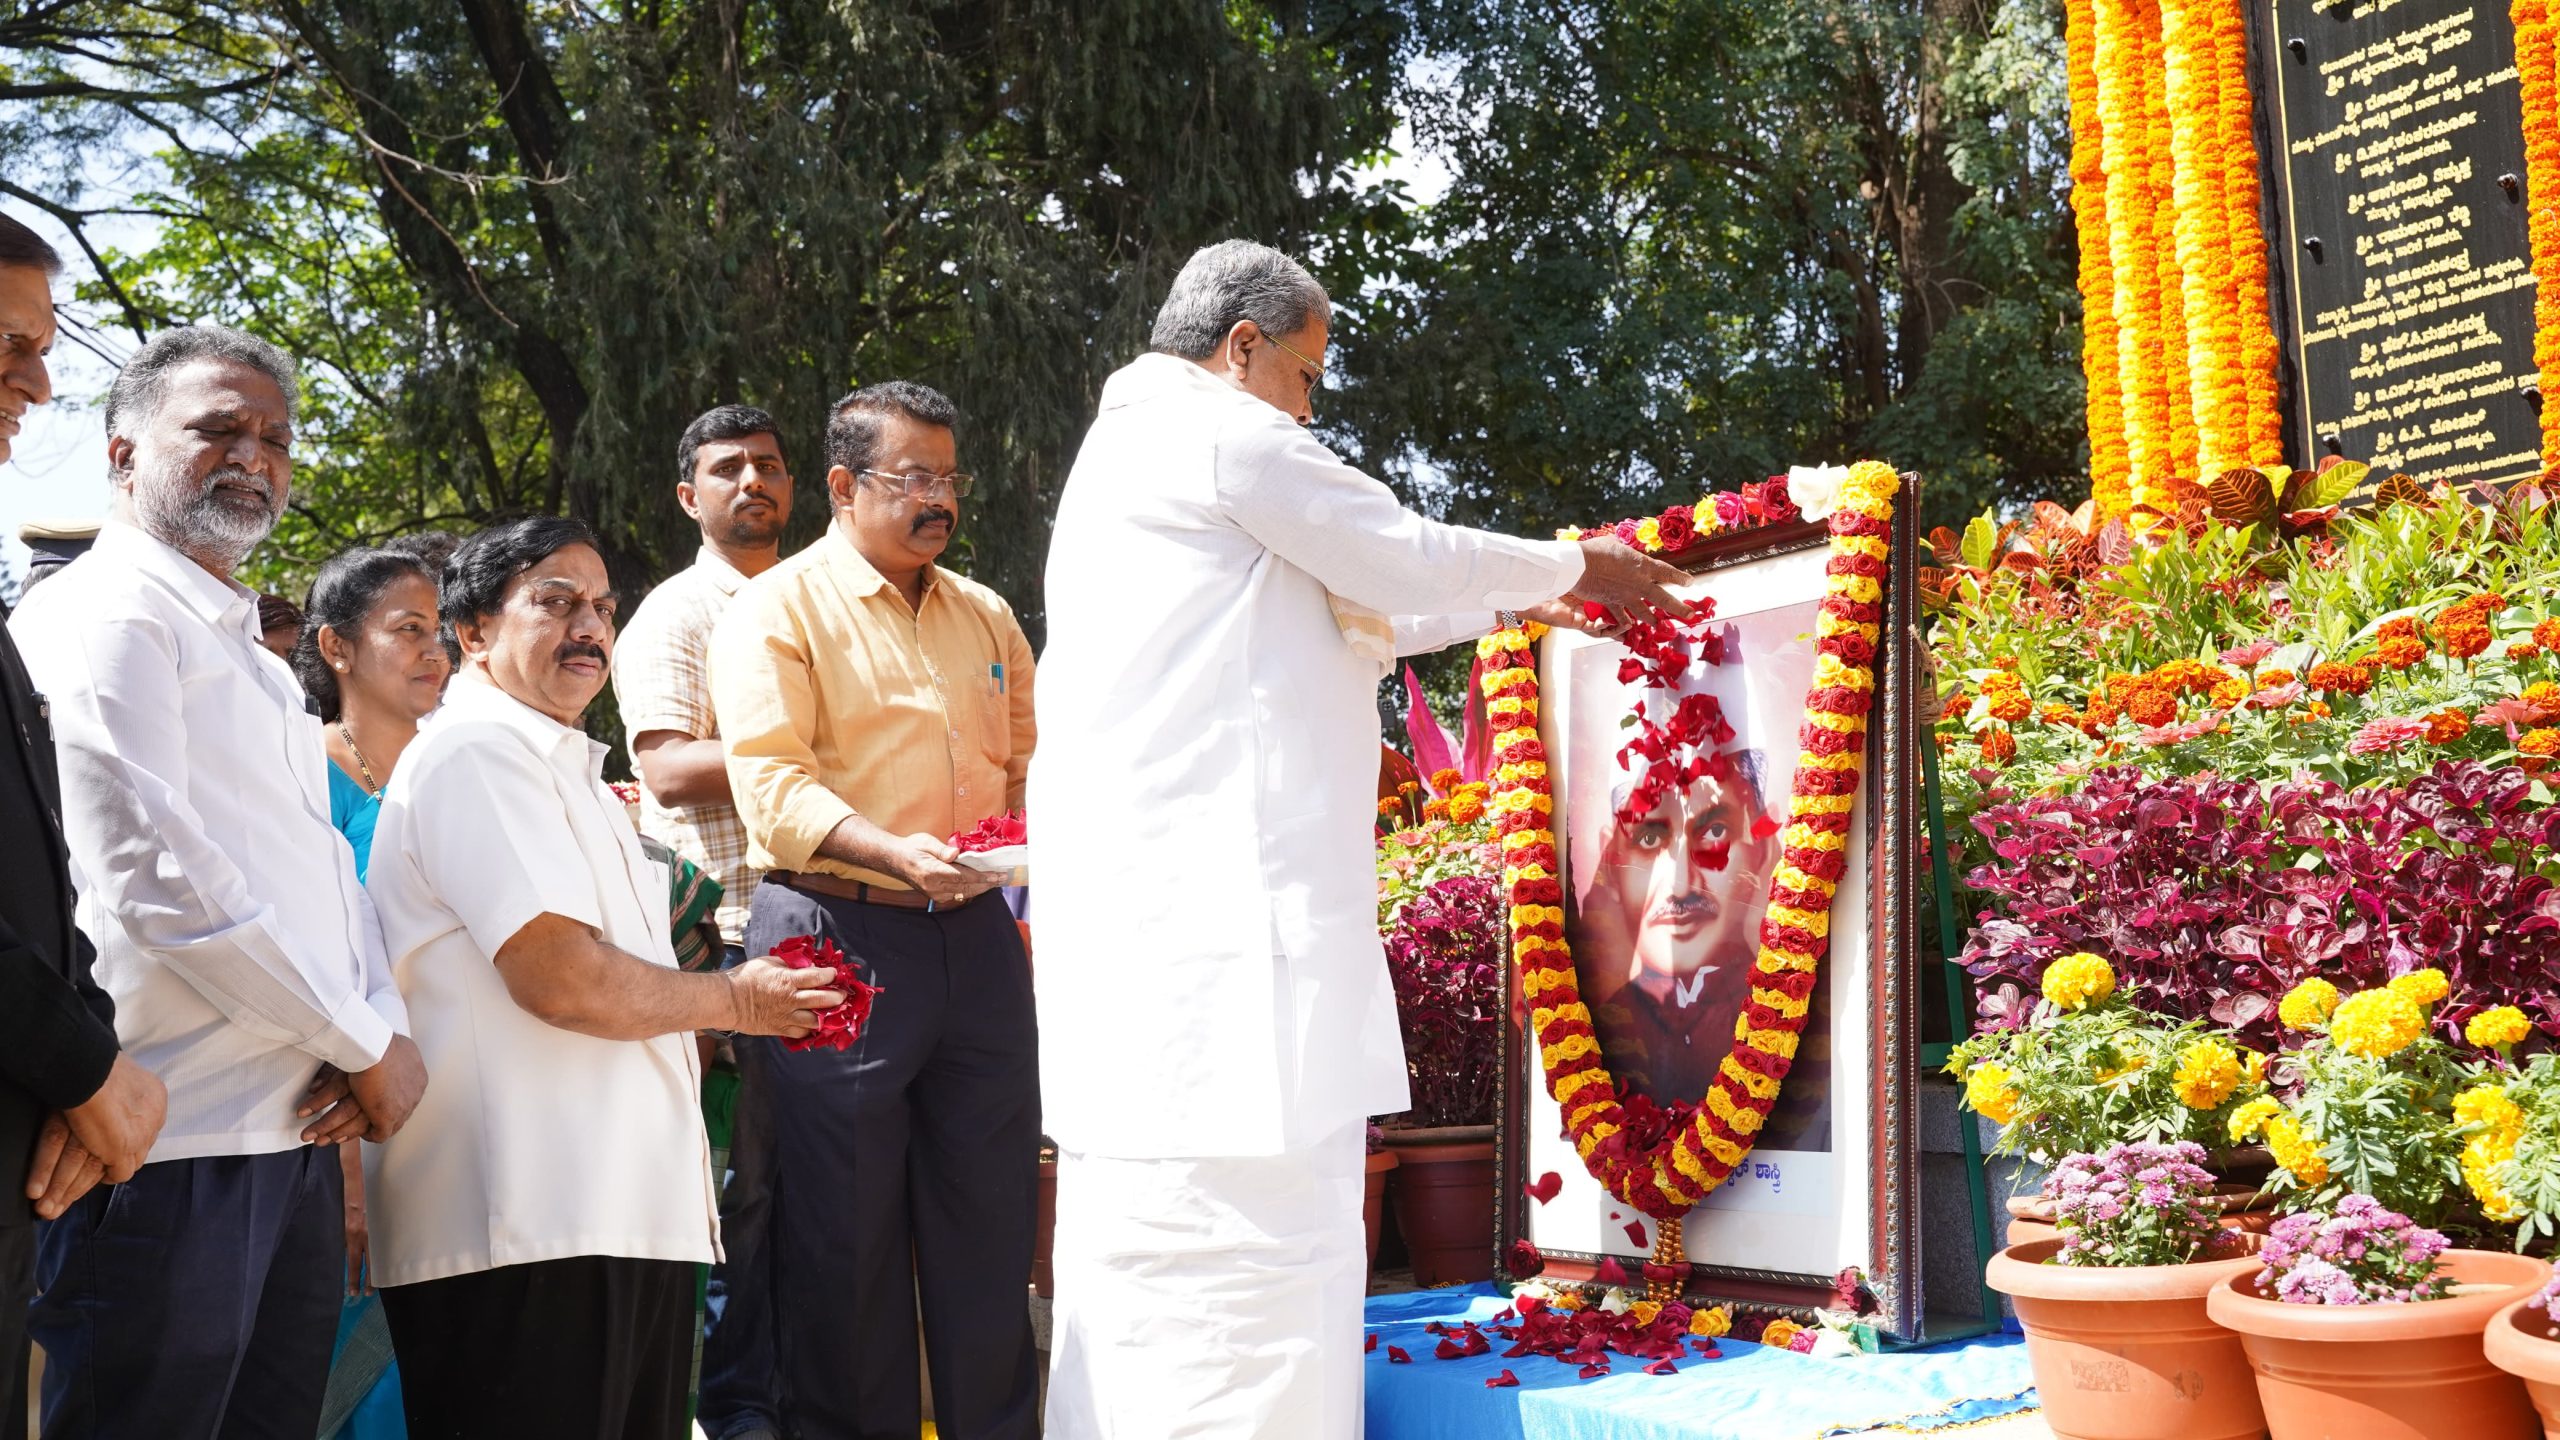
[338,721,379,795]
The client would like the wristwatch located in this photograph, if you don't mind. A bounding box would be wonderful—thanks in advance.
[1500,609,1524,631]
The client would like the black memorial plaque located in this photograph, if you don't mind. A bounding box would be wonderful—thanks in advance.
[2266,0,2543,494]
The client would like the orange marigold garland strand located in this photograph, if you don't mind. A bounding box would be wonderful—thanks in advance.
[2140,0,2201,482]
[2161,0,2241,473]
[2094,0,2170,518]
[2213,0,2283,466]
[2066,0,2132,517]
[1493,462,1899,1220]
[2517,0,2560,481]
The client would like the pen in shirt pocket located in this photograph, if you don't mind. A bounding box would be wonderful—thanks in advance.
[990,662,1006,695]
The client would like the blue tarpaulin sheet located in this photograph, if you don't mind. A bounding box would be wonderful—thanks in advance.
[1362,1285,2039,1440]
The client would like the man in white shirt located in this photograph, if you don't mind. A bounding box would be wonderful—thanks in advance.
[1032,241,1689,1439]
[362,515,844,1439]
[12,324,428,1438]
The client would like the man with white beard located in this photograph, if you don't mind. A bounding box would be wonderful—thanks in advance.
[12,324,426,1437]
[1033,240,1690,1438]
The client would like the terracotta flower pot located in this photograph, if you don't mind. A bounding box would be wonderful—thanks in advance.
[1381,1124,1495,1288]
[1984,1236,2267,1440]
[2005,1185,2276,1249]
[1031,1158,1058,1299]
[2206,1247,2552,1440]
[2485,1294,2560,1440]
[1363,1149,1399,1272]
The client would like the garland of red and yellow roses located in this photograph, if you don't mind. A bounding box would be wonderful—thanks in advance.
[2071,0,2284,520]
[1489,461,1900,1223]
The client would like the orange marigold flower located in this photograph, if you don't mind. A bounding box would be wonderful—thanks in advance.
[1986,689,2032,723]
[1446,791,1486,824]
[1992,656,2020,671]
[2307,700,2332,719]
[2209,677,2248,708]
[2434,615,2494,660]
[1428,768,1462,793]
[2424,708,2471,744]
[2378,616,2422,643]
[1422,798,1450,821]
[2038,702,2080,726]
[2536,618,2560,650]
[2512,640,2546,662]
[1377,797,1402,817]
[2376,635,2428,669]
[1980,727,2018,765]
[2308,662,2373,696]
[2526,681,2560,713]
[2521,728,2560,775]
[2257,668,2298,690]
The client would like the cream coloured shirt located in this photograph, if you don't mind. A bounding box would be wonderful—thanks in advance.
[362,677,717,1287]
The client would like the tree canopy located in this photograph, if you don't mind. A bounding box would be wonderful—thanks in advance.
[2,0,2085,628]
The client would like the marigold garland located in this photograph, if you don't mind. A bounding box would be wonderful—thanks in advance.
[2093,0,2171,517]
[2213,0,2281,465]
[2518,0,2560,482]
[2160,0,2238,474]
[1495,462,1899,1219]
[2140,0,2201,484]
[2065,0,2132,515]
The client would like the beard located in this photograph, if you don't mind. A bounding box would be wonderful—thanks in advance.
[130,460,283,571]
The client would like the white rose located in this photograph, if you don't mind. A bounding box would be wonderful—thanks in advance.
[1787,464,1852,521]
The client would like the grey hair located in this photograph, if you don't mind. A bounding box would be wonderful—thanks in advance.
[1147,240,1332,360]
[104,324,299,442]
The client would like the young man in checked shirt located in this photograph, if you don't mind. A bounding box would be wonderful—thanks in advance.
[609,401,795,1437]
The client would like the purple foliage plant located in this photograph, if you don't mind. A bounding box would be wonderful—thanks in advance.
[1382,873,1506,1128]
[1959,761,2560,1053]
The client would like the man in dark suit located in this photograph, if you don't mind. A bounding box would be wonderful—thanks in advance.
[0,210,166,1426]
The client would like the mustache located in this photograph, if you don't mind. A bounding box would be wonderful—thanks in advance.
[554,640,608,665]
[204,465,273,503]
[911,507,955,535]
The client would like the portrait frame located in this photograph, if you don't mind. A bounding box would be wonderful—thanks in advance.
[1492,481,1925,1338]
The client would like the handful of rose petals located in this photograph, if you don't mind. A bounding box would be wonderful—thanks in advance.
[952,809,1027,853]
[771,933,882,1053]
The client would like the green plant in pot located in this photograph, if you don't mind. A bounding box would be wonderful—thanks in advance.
[2474,1038,2560,1434]
[1948,951,2274,1242]
[1983,1140,2269,1440]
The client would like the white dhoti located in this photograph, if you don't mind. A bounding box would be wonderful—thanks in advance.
[1045,1119,1369,1440]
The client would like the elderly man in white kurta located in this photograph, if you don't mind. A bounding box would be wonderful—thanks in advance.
[361,515,843,1439]
[1033,239,1690,1438]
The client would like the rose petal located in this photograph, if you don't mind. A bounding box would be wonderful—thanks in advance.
[1622,1221,1649,1249]
[1387,1345,1412,1364]
[1485,1369,1520,1389]
[1434,1337,1466,1360]
[1578,1362,1611,1379]
[1643,1359,1678,1376]
[1526,1172,1563,1205]
[1595,1256,1632,1286]
[1364,1334,1377,1354]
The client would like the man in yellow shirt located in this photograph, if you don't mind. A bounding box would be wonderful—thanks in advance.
[707,380,1038,1440]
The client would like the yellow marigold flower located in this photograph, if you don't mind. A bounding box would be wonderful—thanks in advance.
[1962,1062,2022,1125]
[2173,1038,2244,1110]
[2264,1114,2330,1186]
[1446,791,1486,824]
[2467,1005,2532,1050]
[2227,1095,2281,1143]
[2279,977,2341,1031]
[2454,1083,2525,1145]
[2241,1047,2267,1085]
[1758,1319,1806,1350]
[2463,1139,2525,1223]
[1689,1305,1732,1338]
[2387,967,2449,1008]
[2040,952,2117,1011]
[2329,988,2427,1059]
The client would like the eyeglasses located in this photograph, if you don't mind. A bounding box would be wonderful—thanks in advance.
[858,468,975,499]
[1264,329,1326,391]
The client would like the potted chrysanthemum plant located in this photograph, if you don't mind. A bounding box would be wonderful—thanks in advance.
[2487,1270,2560,1438]
[2476,1037,2560,1435]
[1984,1140,2269,1440]
[2206,1194,2549,1440]
[2236,971,2470,1228]
[1948,951,2276,1244]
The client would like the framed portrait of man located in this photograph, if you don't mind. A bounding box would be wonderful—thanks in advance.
[1495,492,1926,1336]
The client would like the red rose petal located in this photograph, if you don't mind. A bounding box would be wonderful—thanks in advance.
[1526,1172,1563,1205]
[1578,1362,1611,1379]
[1594,1256,1631,1286]
[1621,1221,1649,1249]
[1643,1359,1678,1376]
[1485,1369,1520,1389]
[1514,1295,1548,1318]
[1365,1334,1377,1354]
[1692,1339,1723,1357]
[1387,1346,1411,1364]
[1434,1337,1465,1360]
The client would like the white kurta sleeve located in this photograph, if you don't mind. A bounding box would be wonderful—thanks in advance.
[1393,612,1498,657]
[21,608,397,1074]
[1213,418,1583,616]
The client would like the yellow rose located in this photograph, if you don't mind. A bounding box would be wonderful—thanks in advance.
[1758,1319,1805,1350]
[1629,1300,1663,1327]
[1689,1305,1732,1338]
[2172,1037,2244,1110]
[2279,977,2341,1031]
[2387,967,2450,1008]
[2040,952,2118,1012]
[2466,1005,2532,1051]
[2329,988,2426,1060]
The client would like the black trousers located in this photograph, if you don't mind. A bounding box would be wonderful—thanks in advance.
[4,1220,29,1440]
[707,880,1039,1440]
[380,1255,692,1440]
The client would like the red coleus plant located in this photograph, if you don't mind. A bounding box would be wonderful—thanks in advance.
[771,934,883,1054]
[1959,761,2560,1055]
[953,809,1026,853]
[1381,874,1506,1127]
